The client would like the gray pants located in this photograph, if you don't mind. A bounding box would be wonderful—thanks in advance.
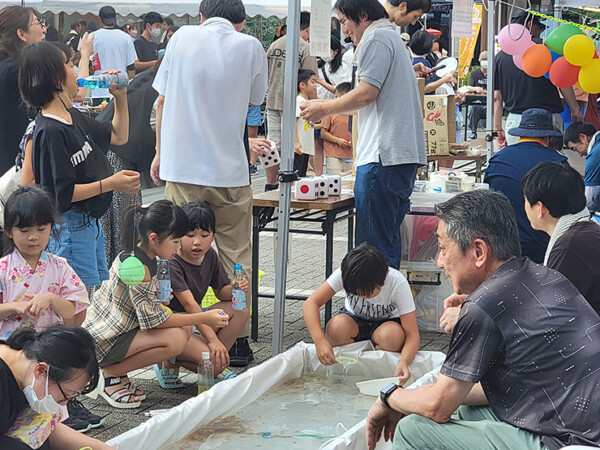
[393,405,549,450]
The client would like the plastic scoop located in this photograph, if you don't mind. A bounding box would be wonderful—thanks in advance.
[355,377,401,396]
[335,356,357,368]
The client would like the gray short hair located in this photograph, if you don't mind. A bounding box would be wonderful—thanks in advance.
[435,190,521,260]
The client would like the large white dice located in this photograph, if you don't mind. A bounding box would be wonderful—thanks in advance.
[257,140,280,168]
[295,178,318,200]
[315,176,329,199]
[327,175,341,196]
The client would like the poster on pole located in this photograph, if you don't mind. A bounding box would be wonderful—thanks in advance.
[310,0,331,57]
[458,4,483,79]
[452,0,474,38]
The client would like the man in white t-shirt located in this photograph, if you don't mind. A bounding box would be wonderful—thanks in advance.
[303,243,420,383]
[90,6,138,99]
[151,0,268,367]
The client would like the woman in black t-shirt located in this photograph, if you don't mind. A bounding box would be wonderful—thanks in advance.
[0,326,109,449]
[18,42,140,323]
[0,6,46,175]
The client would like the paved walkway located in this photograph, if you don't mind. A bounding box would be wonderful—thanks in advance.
[84,164,452,442]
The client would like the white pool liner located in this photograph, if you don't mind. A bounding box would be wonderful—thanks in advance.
[108,341,445,450]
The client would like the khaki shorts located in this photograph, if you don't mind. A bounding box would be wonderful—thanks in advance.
[99,328,138,368]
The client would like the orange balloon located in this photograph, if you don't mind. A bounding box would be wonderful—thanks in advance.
[549,56,580,88]
[522,44,552,78]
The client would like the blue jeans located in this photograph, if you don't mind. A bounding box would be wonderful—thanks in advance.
[354,162,419,269]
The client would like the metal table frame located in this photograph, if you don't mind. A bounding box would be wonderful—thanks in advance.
[251,204,355,341]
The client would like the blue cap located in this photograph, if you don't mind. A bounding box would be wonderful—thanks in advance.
[234,264,243,270]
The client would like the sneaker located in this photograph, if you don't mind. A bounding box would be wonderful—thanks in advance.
[468,132,477,140]
[65,399,105,433]
[228,338,254,367]
[249,164,258,175]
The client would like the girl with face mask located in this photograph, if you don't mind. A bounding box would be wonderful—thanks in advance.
[0,325,112,449]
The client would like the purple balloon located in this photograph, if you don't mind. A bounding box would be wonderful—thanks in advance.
[499,24,533,56]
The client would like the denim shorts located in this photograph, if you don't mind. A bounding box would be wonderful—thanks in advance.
[247,105,262,126]
[48,208,109,287]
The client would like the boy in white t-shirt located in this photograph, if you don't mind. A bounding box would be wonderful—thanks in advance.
[303,243,420,383]
[294,69,317,177]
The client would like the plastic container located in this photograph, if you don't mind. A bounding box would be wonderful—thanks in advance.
[410,274,453,333]
[77,73,128,89]
[232,264,246,311]
[156,259,171,304]
[356,377,401,396]
[197,352,214,394]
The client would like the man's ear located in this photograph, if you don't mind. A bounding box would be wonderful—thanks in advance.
[537,201,550,219]
[472,238,489,269]
[234,21,245,32]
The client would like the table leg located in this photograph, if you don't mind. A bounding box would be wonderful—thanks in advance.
[324,210,335,324]
[251,208,260,342]
[347,210,354,252]
[464,104,469,142]
[476,159,482,183]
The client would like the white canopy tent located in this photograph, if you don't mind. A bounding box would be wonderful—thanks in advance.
[38,0,312,18]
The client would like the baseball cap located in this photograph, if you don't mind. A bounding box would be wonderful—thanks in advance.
[99,6,117,26]
[511,10,547,31]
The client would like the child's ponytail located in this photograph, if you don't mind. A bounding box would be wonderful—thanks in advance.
[120,200,189,253]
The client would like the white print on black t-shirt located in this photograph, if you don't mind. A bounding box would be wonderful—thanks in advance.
[71,141,93,166]
[347,293,397,319]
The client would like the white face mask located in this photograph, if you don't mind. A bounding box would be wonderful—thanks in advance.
[130,29,138,38]
[481,61,488,70]
[23,371,62,414]
[322,54,334,63]
[150,27,162,39]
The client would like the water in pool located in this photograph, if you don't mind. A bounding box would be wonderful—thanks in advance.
[162,370,375,449]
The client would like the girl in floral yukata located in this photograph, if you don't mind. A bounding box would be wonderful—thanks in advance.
[0,186,88,340]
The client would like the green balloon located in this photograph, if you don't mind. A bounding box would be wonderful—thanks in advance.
[119,255,145,286]
[545,24,584,55]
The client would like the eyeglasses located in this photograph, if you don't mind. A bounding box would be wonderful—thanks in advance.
[29,19,46,29]
[55,379,81,402]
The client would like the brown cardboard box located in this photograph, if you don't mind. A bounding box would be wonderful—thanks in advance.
[423,95,456,156]
[417,78,425,116]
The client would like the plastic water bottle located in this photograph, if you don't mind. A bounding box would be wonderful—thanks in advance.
[197,352,214,394]
[156,259,170,304]
[232,264,246,311]
[77,73,129,89]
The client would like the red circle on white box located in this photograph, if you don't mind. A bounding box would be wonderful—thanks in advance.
[300,185,309,194]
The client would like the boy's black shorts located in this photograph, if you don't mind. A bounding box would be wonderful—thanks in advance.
[338,308,403,342]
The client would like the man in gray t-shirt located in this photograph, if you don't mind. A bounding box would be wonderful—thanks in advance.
[301,0,426,269]
[363,190,600,450]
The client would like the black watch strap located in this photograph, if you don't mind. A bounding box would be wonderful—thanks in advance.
[380,383,401,409]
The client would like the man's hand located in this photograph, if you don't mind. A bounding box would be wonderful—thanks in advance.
[300,99,328,123]
[439,306,461,334]
[315,339,336,366]
[249,138,271,158]
[366,398,404,450]
[443,293,467,310]
[571,108,584,123]
[208,339,229,369]
[413,62,432,78]
[151,153,161,186]
[294,142,303,155]
[394,359,411,386]
[496,130,507,147]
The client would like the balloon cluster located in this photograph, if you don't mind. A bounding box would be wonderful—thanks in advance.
[498,22,600,93]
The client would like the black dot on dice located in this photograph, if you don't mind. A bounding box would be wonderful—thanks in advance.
[267,156,272,160]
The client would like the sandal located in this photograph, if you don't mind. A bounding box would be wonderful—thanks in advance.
[98,377,141,409]
[215,368,237,383]
[153,363,184,389]
[121,376,147,401]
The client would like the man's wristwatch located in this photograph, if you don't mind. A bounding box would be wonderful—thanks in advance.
[380,382,402,409]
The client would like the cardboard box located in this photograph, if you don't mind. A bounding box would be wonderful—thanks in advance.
[417,78,425,116]
[423,95,456,156]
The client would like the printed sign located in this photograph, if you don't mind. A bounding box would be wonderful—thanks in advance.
[310,0,331,57]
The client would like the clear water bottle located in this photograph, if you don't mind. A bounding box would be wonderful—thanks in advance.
[156,259,171,304]
[232,264,246,311]
[77,73,129,89]
[197,352,214,394]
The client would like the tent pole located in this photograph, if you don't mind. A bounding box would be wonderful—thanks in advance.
[272,0,301,356]
[485,0,495,161]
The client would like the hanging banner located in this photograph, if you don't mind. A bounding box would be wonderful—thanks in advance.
[458,4,483,79]
[309,0,331,57]
[452,0,474,38]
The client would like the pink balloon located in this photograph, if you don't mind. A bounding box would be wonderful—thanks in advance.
[499,24,533,56]
[513,53,524,70]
